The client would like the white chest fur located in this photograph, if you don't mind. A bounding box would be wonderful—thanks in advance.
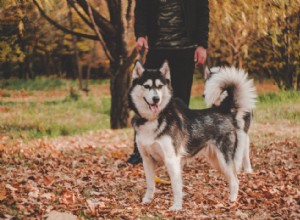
[135,120,158,147]
[135,120,177,164]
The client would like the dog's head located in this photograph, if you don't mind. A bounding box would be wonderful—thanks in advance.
[128,61,172,120]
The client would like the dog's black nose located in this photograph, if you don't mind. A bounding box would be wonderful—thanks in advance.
[152,96,160,104]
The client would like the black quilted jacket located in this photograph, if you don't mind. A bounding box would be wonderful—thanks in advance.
[134,0,209,49]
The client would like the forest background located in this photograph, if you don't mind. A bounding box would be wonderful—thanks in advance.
[0,0,300,219]
[0,0,299,129]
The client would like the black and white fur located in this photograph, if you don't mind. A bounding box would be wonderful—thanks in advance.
[128,61,256,211]
[204,66,255,173]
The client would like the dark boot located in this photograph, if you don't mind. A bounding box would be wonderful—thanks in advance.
[127,135,142,165]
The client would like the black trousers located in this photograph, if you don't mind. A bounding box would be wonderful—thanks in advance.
[144,48,195,105]
[128,48,195,164]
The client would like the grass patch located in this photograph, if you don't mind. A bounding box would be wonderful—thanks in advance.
[1,92,11,97]
[189,96,206,109]
[1,77,299,141]
[190,90,300,124]
[0,77,72,91]
[255,90,300,124]
[258,90,300,103]
[0,77,110,91]
[0,95,111,140]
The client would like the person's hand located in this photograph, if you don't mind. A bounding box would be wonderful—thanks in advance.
[194,46,207,66]
[136,37,149,53]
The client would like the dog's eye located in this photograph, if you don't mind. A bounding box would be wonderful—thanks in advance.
[143,85,150,89]
[157,85,163,89]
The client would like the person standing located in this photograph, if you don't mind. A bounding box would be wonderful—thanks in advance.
[127,0,209,164]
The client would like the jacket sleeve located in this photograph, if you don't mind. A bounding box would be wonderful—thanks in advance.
[134,0,148,39]
[197,0,209,48]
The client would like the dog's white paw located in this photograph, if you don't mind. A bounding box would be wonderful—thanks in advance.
[229,194,238,202]
[244,167,253,174]
[142,196,152,204]
[169,204,182,211]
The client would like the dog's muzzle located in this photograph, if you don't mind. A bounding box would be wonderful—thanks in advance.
[143,97,159,113]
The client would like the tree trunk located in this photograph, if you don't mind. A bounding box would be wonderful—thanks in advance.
[68,3,83,89]
[283,3,293,90]
[110,49,137,129]
[297,74,300,91]
[110,65,131,129]
[2,62,11,79]
[84,41,96,96]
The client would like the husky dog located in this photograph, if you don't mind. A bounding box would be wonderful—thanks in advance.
[128,61,256,211]
[204,66,254,173]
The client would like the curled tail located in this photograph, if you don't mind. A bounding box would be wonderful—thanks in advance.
[204,67,257,173]
[203,67,257,115]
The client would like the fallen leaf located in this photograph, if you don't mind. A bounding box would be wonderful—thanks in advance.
[45,211,77,220]
[0,183,7,201]
[60,190,76,205]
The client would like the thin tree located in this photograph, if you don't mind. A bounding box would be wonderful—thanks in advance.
[32,0,137,128]
[67,2,83,89]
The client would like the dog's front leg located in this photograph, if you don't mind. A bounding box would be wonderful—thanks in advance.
[142,155,156,204]
[165,157,182,211]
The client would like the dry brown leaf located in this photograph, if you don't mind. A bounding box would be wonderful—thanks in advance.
[43,175,55,187]
[0,183,7,201]
[1,128,299,219]
[45,210,77,220]
[60,190,76,205]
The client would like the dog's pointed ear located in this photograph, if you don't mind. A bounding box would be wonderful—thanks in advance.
[160,60,171,80]
[132,61,145,79]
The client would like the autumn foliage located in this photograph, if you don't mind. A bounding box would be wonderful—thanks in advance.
[1,127,299,219]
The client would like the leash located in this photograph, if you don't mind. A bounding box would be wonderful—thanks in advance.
[129,46,147,74]
[138,46,147,65]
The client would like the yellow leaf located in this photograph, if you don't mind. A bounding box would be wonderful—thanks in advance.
[154,177,171,185]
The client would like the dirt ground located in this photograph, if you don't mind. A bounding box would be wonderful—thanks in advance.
[0,80,278,103]
[1,80,299,219]
[1,119,299,219]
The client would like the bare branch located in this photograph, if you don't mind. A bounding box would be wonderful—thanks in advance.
[126,0,134,25]
[86,0,115,62]
[107,0,121,26]
[32,0,98,41]
[67,0,94,30]
[75,0,116,37]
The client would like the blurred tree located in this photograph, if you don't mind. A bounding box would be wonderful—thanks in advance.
[0,1,25,78]
[247,0,300,90]
[209,0,300,90]
[0,0,91,79]
[67,2,83,89]
[32,0,136,128]
[2,0,298,130]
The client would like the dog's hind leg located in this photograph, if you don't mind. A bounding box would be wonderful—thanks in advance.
[215,149,239,202]
[223,163,239,202]
[243,135,253,173]
[165,156,183,211]
[141,155,156,204]
[234,130,248,172]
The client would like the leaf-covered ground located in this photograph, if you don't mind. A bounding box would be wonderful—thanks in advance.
[0,123,299,219]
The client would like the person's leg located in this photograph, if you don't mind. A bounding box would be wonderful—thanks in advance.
[167,49,195,106]
[144,49,168,69]
[127,131,143,164]
[127,50,168,165]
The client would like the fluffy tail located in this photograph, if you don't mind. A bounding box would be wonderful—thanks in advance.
[203,67,257,115]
